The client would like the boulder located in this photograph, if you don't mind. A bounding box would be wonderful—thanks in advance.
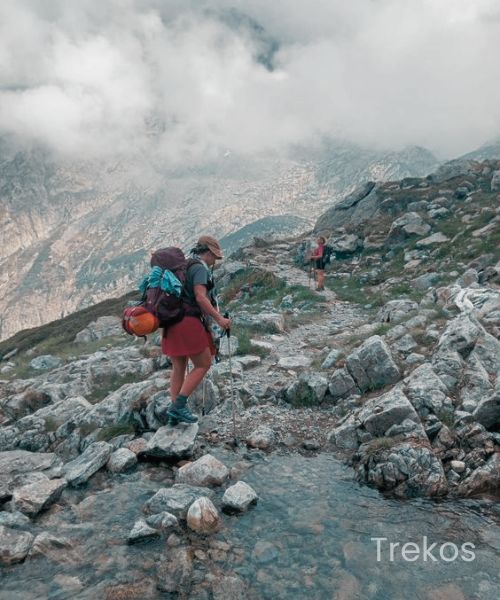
[13,476,67,516]
[416,232,450,247]
[357,387,420,437]
[222,481,258,513]
[144,484,214,519]
[128,518,161,544]
[321,348,342,369]
[0,450,63,502]
[346,336,400,392]
[176,454,229,487]
[186,497,220,534]
[330,234,363,254]
[472,393,500,429]
[246,426,277,450]
[437,316,481,357]
[386,212,431,244]
[0,525,34,565]
[328,368,359,399]
[329,417,359,450]
[29,355,63,371]
[107,448,138,473]
[143,423,199,459]
[403,364,451,418]
[377,300,419,323]
[63,441,113,486]
[285,372,328,406]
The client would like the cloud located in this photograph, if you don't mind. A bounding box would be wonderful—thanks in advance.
[0,0,499,162]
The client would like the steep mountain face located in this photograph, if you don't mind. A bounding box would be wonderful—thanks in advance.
[0,141,438,340]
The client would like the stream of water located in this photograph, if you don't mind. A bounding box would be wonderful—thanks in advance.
[0,451,498,599]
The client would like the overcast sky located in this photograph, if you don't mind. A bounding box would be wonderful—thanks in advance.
[1,0,499,163]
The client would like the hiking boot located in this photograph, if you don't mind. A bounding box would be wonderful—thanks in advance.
[166,404,198,424]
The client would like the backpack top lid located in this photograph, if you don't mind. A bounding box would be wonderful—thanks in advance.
[150,247,186,271]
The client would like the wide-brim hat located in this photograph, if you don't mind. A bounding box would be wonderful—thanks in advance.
[197,235,224,259]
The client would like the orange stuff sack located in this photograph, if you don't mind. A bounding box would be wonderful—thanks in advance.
[122,305,159,337]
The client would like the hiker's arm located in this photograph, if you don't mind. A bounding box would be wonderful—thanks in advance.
[194,284,231,329]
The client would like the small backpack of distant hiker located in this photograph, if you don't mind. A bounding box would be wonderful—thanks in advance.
[322,244,334,266]
[122,247,200,337]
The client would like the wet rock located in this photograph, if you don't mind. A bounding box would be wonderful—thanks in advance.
[357,441,448,498]
[252,540,279,564]
[346,336,400,393]
[145,511,178,531]
[377,299,419,323]
[0,450,63,501]
[187,497,220,534]
[285,372,328,406]
[459,452,500,496]
[106,448,138,473]
[28,532,73,561]
[328,368,359,400]
[0,525,33,565]
[176,454,229,487]
[222,481,258,513]
[128,518,161,544]
[358,387,420,437]
[13,476,67,516]
[143,423,199,459]
[29,355,63,371]
[212,575,248,600]
[63,441,112,486]
[144,484,214,519]
[246,426,277,450]
[156,546,193,594]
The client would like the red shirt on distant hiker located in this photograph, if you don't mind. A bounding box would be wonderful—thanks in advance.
[309,236,327,291]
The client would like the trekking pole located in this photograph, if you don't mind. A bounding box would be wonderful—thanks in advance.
[224,311,237,446]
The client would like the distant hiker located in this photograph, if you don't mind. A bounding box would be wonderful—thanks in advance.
[309,235,327,291]
[163,235,231,423]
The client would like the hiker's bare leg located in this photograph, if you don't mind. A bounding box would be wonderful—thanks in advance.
[317,270,325,290]
[179,347,212,397]
[170,356,188,401]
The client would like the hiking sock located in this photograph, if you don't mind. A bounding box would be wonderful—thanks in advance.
[174,394,189,408]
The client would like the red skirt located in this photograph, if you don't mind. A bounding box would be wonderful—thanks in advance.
[162,316,215,357]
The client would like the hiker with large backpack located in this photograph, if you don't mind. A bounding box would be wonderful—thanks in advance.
[309,235,328,291]
[162,235,231,424]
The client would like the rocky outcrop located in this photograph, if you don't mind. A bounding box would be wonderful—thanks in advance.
[345,336,400,392]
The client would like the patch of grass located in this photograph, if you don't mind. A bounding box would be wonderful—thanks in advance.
[79,422,99,437]
[235,329,271,358]
[362,435,404,457]
[373,324,392,336]
[87,373,140,404]
[97,423,135,442]
[221,268,287,304]
[44,417,60,432]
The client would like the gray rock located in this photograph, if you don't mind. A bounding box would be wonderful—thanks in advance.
[432,349,464,391]
[321,348,342,369]
[74,316,122,343]
[460,356,493,412]
[404,363,451,418]
[377,300,419,323]
[459,453,500,496]
[188,378,221,415]
[437,316,481,357]
[28,532,73,562]
[13,476,67,516]
[285,372,328,406]
[490,170,500,192]
[331,234,363,253]
[0,450,63,502]
[405,353,425,366]
[392,334,418,354]
[473,394,500,429]
[277,355,312,369]
[63,441,112,486]
[145,511,178,531]
[329,416,359,450]
[416,232,450,247]
[346,336,400,392]
[387,212,431,243]
[128,518,160,544]
[143,423,199,459]
[450,460,466,474]
[328,368,359,399]
[234,355,261,370]
[0,511,31,529]
[176,454,229,487]
[412,272,441,291]
[107,448,138,473]
[144,484,214,519]
[358,387,420,437]
[186,496,220,534]
[246,426,277,450]
[0,525,34,565]
[29,355,63,371]
[222,481,258,513]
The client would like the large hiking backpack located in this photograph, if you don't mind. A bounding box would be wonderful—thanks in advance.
[322,244,334,265]
[122,247,201,337]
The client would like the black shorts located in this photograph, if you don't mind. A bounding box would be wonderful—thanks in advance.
[315,259,325,270]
